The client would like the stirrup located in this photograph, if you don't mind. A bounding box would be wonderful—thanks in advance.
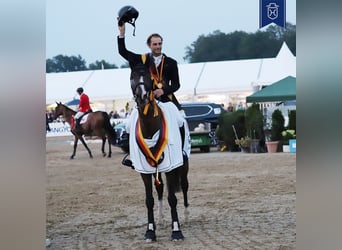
[122,154,134,169]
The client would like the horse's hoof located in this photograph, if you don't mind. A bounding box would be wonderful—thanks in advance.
[70,156,74,160]
[171,230,184,241]
[103,153,107,157]
[144,230,156,242]
[122,159,133,168]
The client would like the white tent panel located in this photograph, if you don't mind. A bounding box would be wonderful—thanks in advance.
[178,62,206,95]
[46,71,94,103]
[253,42,296,86]
[85,68,131,101]
[195,59,262,94]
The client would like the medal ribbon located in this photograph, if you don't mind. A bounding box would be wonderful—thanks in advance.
[149,56,165,89]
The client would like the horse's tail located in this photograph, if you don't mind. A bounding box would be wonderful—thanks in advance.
[174,153,189,193]
[101,112,116,145]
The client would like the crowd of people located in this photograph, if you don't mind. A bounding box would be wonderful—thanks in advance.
[108,108,132,119]
[221,101,247,112]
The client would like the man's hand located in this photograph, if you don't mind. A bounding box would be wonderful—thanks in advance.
[117,18,125,37]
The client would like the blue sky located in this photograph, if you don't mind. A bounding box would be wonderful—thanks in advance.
[46,0,296,66]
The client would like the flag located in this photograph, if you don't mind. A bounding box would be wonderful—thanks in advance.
[260,0,286,28]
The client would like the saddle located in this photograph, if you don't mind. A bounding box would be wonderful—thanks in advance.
[78,110,93,124]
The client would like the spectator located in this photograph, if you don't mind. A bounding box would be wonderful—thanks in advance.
[46,112,51,132]
[227,102,234,112]
[113,110,120,118]
[237,101,245,110]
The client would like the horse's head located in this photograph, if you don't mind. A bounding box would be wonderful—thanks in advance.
[54,102,63,119]
[130,63,155,114]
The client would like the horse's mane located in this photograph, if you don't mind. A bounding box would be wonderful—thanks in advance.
[60,103,76,114]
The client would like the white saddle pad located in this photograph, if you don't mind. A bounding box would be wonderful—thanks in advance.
[126,102,190,174]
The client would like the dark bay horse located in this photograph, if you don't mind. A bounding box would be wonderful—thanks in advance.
[128,64,189,242]
[54,102,116,159]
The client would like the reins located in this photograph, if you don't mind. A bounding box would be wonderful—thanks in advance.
[142,91,158,117]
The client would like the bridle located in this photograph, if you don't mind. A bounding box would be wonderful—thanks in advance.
[131,71,159,117]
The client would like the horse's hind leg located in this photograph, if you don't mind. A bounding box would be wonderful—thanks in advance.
[166,170,184,241]
[101,136,107,157]
[153,173,164,224]
[107,137,112,158]
[140,173,157,242]
[181,160,190,222]
[79,136,93,158]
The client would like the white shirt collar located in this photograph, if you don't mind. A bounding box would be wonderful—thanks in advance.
[153,55,163,67]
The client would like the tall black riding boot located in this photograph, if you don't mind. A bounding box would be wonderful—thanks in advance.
[74,118,81,132]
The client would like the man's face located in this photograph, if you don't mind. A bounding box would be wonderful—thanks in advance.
[149,36,162,56]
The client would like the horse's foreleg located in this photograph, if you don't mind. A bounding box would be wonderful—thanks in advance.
[154,173,164,224]
[101,136,107,157]
[78,135,93,158]
[140,173,156,242]
[107,137,112,158]
[166,170,184,241]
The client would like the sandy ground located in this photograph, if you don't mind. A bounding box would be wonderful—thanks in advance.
[46,136,296,249]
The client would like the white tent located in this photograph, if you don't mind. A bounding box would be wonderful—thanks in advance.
[46,42,296,110]
[251,42,296,89]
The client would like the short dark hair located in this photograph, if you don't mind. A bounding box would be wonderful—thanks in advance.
[146,33,163,45]
[76,87,84,94]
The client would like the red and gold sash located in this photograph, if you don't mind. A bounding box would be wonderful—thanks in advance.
[135,110,168,168]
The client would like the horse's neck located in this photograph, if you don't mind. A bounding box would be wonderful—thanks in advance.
[138,109,162,139]
[63,109,76,124]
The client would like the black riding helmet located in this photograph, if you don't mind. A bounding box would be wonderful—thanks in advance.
[117,5,139,35]
[76,87,83,94]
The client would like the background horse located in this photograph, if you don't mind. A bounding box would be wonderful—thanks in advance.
[54,102,116,159]
[128,63,189,242]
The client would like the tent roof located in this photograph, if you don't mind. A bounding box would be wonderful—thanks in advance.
[246,76,296,103]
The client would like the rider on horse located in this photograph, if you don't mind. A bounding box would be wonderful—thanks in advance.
[117,6,190,242]
[118,24,189,159]
[74,87,92,132]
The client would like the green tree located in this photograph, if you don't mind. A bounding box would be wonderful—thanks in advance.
[216,110,246,152]
[120,62,130,68]
[270,109,285,141]
[265,22,296,55]
[88,60,118,70]
[46,54,87,73]
[184,22,296,63]
[245,103,264,139]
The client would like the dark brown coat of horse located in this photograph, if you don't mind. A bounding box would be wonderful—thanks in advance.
[54,102,116,159]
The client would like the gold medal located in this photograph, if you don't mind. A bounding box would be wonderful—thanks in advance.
[157,82,163,88]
